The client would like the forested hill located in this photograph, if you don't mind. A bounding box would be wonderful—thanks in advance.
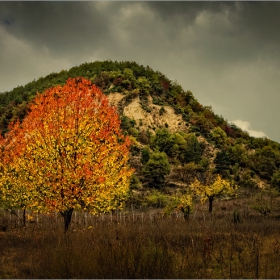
[1,60,280,197]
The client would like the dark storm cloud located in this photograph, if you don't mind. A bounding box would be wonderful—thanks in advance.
[0,2,109,56]
[146,1,280,61]
[235,2,280,46]
[2,1,279,66]
[147,1,230,20]
[147,1,280,42]
[1,1,280,141]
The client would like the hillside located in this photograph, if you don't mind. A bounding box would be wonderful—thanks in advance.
[1,60,280,209]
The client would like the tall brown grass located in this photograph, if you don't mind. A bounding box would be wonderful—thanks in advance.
[1,198,280,278]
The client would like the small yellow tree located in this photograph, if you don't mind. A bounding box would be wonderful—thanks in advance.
[190,175,237,213]
[165,193,193,220]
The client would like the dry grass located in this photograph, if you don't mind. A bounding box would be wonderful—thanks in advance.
[1,197,280,278]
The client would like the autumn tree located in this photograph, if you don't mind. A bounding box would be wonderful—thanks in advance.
[190,175,237,213]
[0,134,4,205]
[1,77,133,232]
[165,193,193,220]
[0,126,40,227]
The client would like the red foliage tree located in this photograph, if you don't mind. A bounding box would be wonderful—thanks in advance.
[1,77,133,232]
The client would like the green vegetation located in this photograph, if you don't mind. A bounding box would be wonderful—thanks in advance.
[1,59,280,212]
[142,151,171,188]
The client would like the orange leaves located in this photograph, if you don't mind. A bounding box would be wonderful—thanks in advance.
[97,177,106,184]
[1,77,133,216]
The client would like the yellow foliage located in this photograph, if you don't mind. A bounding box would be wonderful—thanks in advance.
[165,193,193,219]
[0,78,133,216]
[190,174,237,204]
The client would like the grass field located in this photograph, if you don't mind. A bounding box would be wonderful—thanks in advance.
[1,197,280,279]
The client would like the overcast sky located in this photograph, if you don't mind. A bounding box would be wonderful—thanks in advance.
[1,1,280,142]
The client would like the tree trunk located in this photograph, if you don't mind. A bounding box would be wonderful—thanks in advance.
[208,196,214,213]
[60,208,74,233]
[22,208,26,227]
[182,206,191,220]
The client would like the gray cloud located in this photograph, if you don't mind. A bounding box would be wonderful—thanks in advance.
[146,2,230,22]
[0,2,110,56]
[1,1,280,142]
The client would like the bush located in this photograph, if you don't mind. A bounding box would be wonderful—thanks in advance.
[130,174,141,190]
[159,106,166,116]
[141,147,150,164]
[138,130,150,144]
[145,190,169,208]
[120,115,136,130]
[128,127,139,138]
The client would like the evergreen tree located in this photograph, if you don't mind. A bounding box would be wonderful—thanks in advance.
[142,151,170,188]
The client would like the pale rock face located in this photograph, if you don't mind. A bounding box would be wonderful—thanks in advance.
[107,93,187,133]
[107,92,124,108]
[107,92,218,169]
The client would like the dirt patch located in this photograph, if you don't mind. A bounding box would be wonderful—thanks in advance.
[123,96,187,132]
[107,92,124,109]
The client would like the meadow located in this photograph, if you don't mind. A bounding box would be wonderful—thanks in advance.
[1,197,280,279]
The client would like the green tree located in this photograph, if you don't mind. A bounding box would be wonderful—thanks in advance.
[194,114,213,134]
[141,146,150,164]
[120,115,136,131]
[211,127,227,147]
[239,171,258,189]
[214,150,231,176]
[172,162,201,185]
[143,151,170,188]
[183,133,205,164]
[168,133,187,161]
[271,169,280,191]
[227,144,248,167]
[253,146,280,180]
[151,128,173,154]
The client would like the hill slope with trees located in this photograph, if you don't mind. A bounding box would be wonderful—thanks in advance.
[1,60,280,211]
